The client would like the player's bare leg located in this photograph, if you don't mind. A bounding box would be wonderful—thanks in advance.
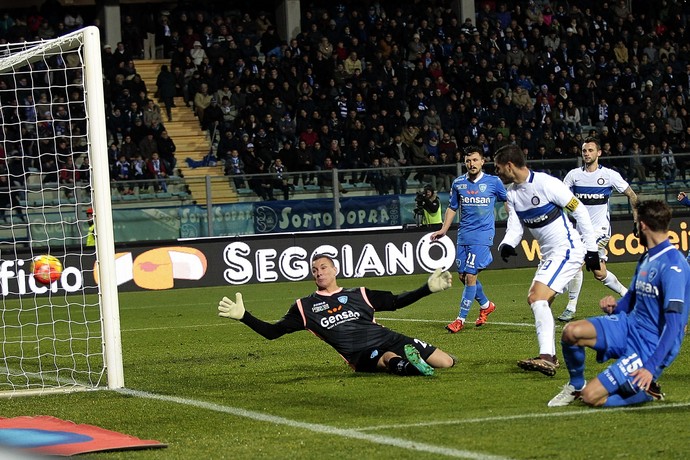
[426,349,457,368]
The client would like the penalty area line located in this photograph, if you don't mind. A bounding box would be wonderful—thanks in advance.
[117,388,511,460]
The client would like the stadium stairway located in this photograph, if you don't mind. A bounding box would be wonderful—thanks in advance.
[133,59,239,205]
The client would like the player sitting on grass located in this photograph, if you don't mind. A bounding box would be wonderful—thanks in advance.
[548,200,689,407]
[218,254,457,376]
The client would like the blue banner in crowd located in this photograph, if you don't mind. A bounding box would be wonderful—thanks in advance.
[104,196,506,241]
[253,196,402,233]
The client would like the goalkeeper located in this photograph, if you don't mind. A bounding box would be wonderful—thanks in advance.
[218,254,457,376]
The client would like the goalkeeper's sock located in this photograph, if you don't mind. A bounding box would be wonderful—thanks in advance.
[531,300,556,356]
[603,391,652,407]
[387,357,421,376]
[458,284,477,320]
[474,280,489,306]
[566,270,583,311]
[562,341,586,390]
[602,271,628,296]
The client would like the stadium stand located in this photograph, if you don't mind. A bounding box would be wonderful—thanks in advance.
[2,1,690,207]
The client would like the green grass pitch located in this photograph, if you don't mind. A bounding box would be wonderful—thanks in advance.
[1,261,688,459]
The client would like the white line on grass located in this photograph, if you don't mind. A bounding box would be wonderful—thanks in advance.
[117,388,511,460]
[354,401,690,431]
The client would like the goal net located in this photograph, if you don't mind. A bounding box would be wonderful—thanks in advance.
[0,26,123,395]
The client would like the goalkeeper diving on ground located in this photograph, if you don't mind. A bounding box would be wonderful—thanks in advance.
[217,254,457,376]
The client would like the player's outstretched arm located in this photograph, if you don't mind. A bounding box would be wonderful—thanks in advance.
[218,293,296,340]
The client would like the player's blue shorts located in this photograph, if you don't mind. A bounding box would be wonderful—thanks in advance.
[456,244,493,275]
[589,314,649,396]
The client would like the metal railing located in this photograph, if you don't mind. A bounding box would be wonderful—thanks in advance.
[74,150,690,240]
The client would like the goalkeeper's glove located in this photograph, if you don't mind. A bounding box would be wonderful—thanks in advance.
[218,293,246,320]
[584,251,601,272]
[633,221,639,238]
[500,244,517,262]
[427,268,452,292]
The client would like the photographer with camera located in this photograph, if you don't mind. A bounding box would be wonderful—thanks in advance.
[415,184,442,230]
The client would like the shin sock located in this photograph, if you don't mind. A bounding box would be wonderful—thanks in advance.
[531,300,556,357]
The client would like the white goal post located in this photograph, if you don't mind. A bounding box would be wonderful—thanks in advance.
[0,26,123,395]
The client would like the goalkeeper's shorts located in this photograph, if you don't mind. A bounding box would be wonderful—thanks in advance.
[351,333,437,373]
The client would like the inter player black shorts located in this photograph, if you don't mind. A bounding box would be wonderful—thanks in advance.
[352,333,437,373]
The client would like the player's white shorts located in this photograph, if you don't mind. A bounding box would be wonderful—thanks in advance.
[534,246,586,294]
[596,234,610,262]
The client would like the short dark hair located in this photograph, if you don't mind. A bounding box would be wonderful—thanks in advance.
[464,146,482,157]
[494,144,525,168]
[583,137,601,150]
[637,200,672,232]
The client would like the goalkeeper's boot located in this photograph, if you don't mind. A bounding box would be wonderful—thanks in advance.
[557,308,575,322]
[404,344,434,376]
[517,355,559,377]
[446,318,465,333]
[475,302,496,327]
[645,381,665,401]
[548,381,585,407]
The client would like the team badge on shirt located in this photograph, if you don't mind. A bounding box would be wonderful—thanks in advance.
[338,295,348,304]
[648,268,658,281]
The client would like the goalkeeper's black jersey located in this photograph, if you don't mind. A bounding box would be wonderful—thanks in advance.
[289,287,400,356]
[243,287,405,357]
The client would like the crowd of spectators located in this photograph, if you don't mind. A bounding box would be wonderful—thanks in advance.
[3,0,690,202]
[0,2,181,201]
[148,0,690,199]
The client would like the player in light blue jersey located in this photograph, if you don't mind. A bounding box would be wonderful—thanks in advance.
[431,147,508,332]
[549,199,690,407]
[494,144,601,376]
[559,138,639,322]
